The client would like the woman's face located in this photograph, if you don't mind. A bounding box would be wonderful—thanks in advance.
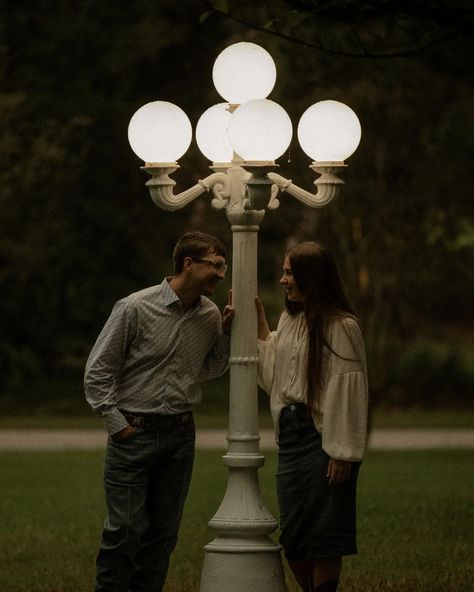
[280,257,304,302]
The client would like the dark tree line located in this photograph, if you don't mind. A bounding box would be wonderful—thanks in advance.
[1,0,472,411]
[192,0,474,57]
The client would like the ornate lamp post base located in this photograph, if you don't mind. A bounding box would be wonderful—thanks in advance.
[201,547,286,592]
[200,452,286,591]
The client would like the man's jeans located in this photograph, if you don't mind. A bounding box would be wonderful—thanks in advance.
[96,418,195,592]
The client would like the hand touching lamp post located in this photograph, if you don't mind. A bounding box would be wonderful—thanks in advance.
[128,41,361,592]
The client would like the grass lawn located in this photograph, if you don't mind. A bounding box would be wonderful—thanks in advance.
[0,406,474,429]
[0,448,473,591]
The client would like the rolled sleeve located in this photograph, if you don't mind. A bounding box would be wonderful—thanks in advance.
[84,299,137,435]
[101,409,130,436]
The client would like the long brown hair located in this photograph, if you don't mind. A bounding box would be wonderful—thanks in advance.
[285,242,356,410]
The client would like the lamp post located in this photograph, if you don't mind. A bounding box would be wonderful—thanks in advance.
[128,42,361,592]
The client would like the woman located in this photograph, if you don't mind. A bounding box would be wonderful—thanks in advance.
[256,241,368,592]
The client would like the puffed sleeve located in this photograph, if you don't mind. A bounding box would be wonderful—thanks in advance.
[321,317,368,461]
[257,331,277,395]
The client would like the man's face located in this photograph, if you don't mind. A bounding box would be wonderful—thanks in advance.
[187,249,227,296]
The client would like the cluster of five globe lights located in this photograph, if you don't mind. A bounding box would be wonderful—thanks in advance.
[128,42,362,170]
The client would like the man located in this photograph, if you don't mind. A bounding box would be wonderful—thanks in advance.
[84,231,234,592]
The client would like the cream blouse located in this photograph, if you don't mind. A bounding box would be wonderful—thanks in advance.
[258,311,368,461]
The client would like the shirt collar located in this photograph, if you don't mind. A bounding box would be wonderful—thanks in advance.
[160,277,181,308]
[160,277,203,310]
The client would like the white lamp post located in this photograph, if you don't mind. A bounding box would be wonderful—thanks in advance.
[128,41,361,592]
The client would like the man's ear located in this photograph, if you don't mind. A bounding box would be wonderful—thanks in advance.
[183,256,193,272]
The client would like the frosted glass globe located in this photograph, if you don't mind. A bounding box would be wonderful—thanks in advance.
[297,100,361,162]
[213,42,276,104]
[128,101,192,163]
[196,103,233,163]
[227,99,292,162]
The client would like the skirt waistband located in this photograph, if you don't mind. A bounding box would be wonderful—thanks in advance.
[280,403,311,418]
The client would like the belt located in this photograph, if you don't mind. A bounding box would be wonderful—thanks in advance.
[281,403,310,417]
[121,410,193,430]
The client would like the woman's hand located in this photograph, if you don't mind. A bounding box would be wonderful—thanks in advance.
[222,289,235,336]
[255,297,271,340]
[327,458,352,486]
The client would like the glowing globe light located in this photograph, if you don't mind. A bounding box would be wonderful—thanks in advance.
[128,101,192,163]
[297,100,361,162]
[213,42,276,104]
[227,99,292,162]
[196,103,234,163]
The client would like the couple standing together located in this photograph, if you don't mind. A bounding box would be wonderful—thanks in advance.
[84,231,368,592]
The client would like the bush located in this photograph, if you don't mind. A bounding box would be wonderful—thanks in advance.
[387,340,474,407]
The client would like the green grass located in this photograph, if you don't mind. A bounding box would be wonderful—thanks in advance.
[0,405,473,429]
[1,449,473,591]
[1,371,474,429]
[369,406,474,429]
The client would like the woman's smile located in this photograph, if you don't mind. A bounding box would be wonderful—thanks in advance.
[280,256,304,302]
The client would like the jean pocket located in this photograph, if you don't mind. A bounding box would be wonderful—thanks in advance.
[110,426,144,444]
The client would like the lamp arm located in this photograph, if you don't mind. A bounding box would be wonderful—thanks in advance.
[268,163,346,208]
[143,165,229,212]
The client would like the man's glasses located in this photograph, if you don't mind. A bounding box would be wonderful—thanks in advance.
[192,258,228,273]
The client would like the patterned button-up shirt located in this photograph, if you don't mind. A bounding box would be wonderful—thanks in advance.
[84,278,230,435]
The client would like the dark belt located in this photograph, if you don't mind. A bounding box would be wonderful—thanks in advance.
[121,410,193,430]
[281,402,310,418]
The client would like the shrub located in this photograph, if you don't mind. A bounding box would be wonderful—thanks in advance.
[387,340,473,406]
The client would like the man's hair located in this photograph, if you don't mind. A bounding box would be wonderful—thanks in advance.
[173,232,226,273]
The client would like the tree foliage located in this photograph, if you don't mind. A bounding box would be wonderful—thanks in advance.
[1,0,473,409]
[192,0,474,57]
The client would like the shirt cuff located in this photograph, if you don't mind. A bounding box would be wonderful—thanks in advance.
[101,408,129,436]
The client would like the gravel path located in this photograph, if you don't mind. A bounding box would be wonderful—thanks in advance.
[0,428,473,451]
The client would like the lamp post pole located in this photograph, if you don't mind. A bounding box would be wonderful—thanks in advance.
[128,42,361,592]
[199,159,285,591]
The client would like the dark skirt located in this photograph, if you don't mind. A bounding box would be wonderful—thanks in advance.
[277,403,360,561]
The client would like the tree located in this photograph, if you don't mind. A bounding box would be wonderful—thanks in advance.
[1,0,472,410]
[186,0,474,406]
[191,0,474,58]
[0,0,232,406]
